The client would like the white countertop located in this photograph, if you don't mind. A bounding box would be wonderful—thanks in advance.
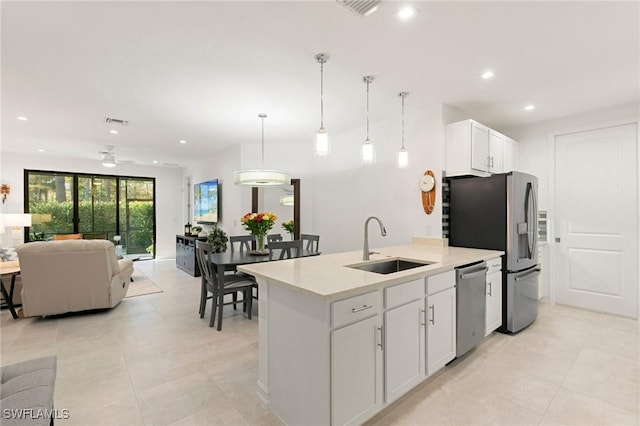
[238,242,504,300]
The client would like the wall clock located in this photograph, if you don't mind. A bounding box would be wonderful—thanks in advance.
[420,170,436,215]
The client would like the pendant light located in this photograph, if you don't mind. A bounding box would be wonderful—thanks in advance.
[361,75,376,165]
[314,53,330,156]
[233,114,291,186]
[397,92,409,169]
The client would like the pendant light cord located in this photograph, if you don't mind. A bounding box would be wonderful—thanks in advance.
[259,113,267,168]
[401,93,406,149]
[364,76,374,141]
[320,60,324,128]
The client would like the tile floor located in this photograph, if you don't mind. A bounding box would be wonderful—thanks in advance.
[1,259,638,426]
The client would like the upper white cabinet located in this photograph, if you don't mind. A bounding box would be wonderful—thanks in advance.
[446,119,517,176]
[503,136,519,172]
[489,130,504,173]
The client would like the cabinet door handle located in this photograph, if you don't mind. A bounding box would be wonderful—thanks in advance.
[420,309,426,326]
[491,156,494,168]
[488,281,492,297]
[377,326,384,350]
[429,305,435,325]
[352,304,372,313]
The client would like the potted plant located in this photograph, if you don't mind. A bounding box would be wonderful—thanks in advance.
[207,225,228,253]
[191,225,203,236]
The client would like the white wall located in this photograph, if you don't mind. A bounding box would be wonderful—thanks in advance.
[0,152,184,259]
[504,102,640,306]
[186,99,446,255]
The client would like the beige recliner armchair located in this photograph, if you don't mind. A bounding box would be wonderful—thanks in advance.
[16,240,134,317]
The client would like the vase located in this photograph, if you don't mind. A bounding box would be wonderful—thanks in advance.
[289,232,295,241]
[253,233,268,255]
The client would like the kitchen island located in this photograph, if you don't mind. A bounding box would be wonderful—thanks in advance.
[238,239,503,426]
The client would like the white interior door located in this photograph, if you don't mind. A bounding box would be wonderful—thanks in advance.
[555,123,637,317]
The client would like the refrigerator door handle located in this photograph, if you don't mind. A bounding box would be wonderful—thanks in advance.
[525,182,534,259]
[514,268,541,281]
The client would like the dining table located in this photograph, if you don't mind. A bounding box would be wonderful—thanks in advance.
[206,248,321,329]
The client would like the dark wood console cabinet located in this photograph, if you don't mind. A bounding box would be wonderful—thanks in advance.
[176,235,207,277]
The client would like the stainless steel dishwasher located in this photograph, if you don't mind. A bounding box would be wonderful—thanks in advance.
[456,261,488,357]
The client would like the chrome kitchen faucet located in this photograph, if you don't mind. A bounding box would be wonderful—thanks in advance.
[363,216,387,260]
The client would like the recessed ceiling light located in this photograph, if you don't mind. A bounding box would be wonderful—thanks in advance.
[179,140,187,144]
[524,104,536,111]
[152,160,158,164]
[397,6,416,21]
[37,148,45,152]
[481,71,494,79]
[109,129,118,134]
[17,116,28,121]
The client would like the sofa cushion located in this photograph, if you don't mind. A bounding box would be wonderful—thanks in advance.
[1,356,56,426]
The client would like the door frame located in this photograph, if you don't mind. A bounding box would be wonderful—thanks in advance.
[547,117,639,318]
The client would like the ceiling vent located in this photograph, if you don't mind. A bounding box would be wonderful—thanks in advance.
[105,117,129,126]
[337,0,381,16]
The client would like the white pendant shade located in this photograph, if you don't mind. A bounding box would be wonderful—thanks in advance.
[234,113,291,187]
[233,169,290,186]
[361,140,376,165]
[397,148,409,169]
[279,194,294,206]
[315,128,329,156]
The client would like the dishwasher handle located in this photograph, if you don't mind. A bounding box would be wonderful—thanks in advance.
[460,267,488,280]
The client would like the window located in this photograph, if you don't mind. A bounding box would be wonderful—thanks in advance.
[25,170,156,259]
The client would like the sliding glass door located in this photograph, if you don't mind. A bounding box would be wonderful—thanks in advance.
[25,170,155,259]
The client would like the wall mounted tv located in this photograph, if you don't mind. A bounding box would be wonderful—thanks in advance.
[194,179,220,224]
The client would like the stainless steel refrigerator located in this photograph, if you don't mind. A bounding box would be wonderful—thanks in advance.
[448,171,541,333]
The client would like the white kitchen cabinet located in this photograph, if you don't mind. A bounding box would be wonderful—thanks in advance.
[489,130,504,173]
[384,298,426,403]
[332,315,383,426]
[503,136,518,172]
[426,271,457,376]
[485,257,503,336]
[446,119,515,176]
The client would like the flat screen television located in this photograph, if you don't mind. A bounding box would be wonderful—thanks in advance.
[194,179,219,224]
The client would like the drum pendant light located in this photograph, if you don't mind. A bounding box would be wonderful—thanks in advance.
[361,76,376,165]
[233,114,291,186]
[397,92,409,169]
[314,53,330,156]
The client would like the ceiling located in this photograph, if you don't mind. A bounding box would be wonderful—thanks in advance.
[2,1,638,168]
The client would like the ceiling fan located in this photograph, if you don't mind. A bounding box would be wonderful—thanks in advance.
[99,145,139,168]
[99,146,117,168]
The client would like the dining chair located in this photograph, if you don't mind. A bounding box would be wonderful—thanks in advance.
[195,240,254,330]
[229,235,253,253]
[300,234,320,252]
[268,240,303,260]
[267,234,283,244]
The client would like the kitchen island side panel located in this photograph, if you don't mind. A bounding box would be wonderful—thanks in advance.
[267,281,331,426]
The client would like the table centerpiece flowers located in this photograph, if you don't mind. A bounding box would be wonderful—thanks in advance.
[282,220,295,240]
[240,211,278,254]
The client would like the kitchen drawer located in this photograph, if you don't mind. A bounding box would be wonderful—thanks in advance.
[487,257,502,274]
[385,279,424,309]
[332,291,380,329]
[427,270,456,295]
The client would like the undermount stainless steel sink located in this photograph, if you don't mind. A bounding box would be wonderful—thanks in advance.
[347,258,434,274]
